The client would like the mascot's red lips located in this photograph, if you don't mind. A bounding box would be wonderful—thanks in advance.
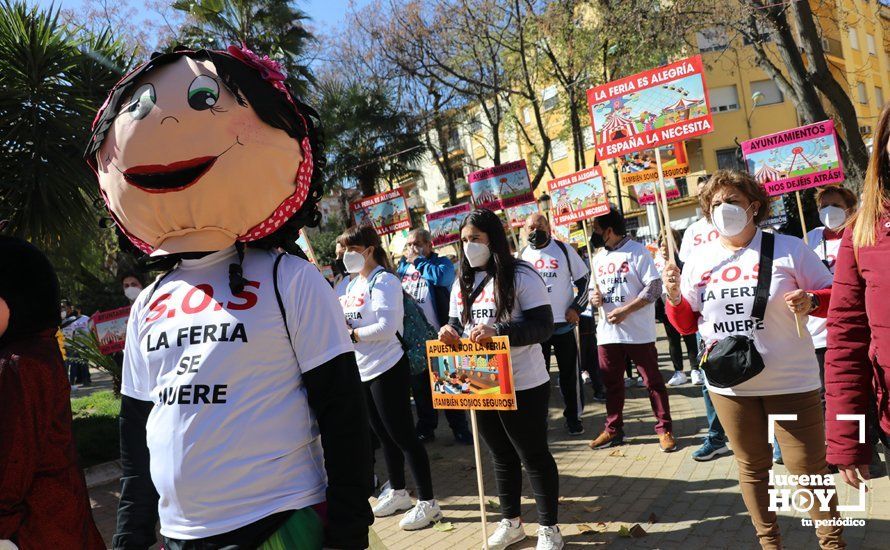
[123,156,217,193]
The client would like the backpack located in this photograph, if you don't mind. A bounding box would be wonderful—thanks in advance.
[367,271,439,376]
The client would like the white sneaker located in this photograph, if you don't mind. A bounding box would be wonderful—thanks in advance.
[581,371,592,385]
[399,499,442,530]
[667,371,687,386]
[636,377,645,387]
[372,488,412,517]
[536,525,565,550]
[487,519,526,550]
[691,369,704,385]
[624,377,635,388]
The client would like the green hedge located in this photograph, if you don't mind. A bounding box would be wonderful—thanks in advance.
[71,390,120,468]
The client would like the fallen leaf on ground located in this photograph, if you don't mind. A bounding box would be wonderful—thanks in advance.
[629,524,647,538]
[647,513,658,524]
[577,524,594,534]
[486,499,499,510]
[583,505,603,513]
[634,456,647,461]
[432,521,454,532]
[608,449,625,457]
[617,525,631,537]
[593,522,608,532]
[462,464,475,471]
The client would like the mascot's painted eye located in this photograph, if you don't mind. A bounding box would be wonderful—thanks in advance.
[188,75,220,110]
[126,84,156,120]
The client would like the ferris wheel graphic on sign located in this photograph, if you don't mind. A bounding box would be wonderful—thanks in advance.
[591,79,707,143]
[748,136,838,184]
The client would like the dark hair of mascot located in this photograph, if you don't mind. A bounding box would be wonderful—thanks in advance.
[86,48,326,279]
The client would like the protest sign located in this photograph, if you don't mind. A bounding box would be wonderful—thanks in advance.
[547,166,610,226]
[296,229,317,264]
[350,188,411,235]
[634,179,680,205]
[741,120,844,196]
[759,196,788,228]
[587,55,713,160]
[569,229,586,246]
[91,306,131,355]
[618,142,689,186]
[552,223,571,243]
[505,201,540,228]
[426,336,516,411]
[426,203,472,247]
[468,160,534,211]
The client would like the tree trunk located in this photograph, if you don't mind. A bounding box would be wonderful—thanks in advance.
[788,0,870,187]
[750,0,869,190]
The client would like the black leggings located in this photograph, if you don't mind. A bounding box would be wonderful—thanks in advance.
[475,382,559,526]
[541,329,584,422]
[363,355,434,500]
[663,316,698,372]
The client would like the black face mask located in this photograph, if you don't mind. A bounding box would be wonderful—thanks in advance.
[334,258,346,275]
[528,229,549,249]
[590,231,606,249]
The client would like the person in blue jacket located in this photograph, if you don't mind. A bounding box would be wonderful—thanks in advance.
[396,228,472,444]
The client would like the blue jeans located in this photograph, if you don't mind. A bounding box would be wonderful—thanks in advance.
[702,381,727,445]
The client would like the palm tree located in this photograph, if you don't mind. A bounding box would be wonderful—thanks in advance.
[318,77,426,198]
[172,0,315,96]
[0,1,134,249]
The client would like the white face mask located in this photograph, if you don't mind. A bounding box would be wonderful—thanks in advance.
[124,286,142,302]
[463,241,491,268]
[712,202,753,238]
[343,250,367,274]
[819,206,847,230]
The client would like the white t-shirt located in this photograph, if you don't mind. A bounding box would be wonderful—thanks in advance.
[121,247,353,539]
[591,239,660,345]
[448,263,551,391]
[805,227,842,349]
[340,267,405,381]
[679,217,720,264]
[400,264,440,329]
[520,239,589,323]
[680,231,833,396]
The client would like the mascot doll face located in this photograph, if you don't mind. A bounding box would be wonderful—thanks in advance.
[93,53,307,255]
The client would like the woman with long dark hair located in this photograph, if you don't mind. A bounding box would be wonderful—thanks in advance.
[438,209,561,550]
[338,225,440,531]
[825,103,890,487]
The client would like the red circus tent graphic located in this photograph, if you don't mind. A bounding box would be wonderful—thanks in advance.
[600,111,636,142]
[755,163,781,183]
[663,97,704,121]
[555,195,573,214]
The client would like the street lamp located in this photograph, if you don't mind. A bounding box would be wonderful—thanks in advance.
[538,192,552,222]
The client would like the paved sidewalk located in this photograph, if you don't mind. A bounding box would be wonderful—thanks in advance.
[89,331,890,548]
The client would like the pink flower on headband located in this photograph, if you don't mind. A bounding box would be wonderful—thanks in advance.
[227,44,287,83]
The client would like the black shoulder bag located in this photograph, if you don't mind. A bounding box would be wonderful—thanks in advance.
[699,232,774,388]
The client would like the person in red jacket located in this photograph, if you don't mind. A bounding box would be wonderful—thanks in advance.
[0,236,104,549]
[825,104,890,489]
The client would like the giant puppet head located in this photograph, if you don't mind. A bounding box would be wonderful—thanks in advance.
[86,46,316,256]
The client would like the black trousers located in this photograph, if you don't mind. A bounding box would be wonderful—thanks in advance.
[663,318,698,372]
[578,315,604,394]
[541,328,584,422]
[411,370,470,436]
[363,355,434,500]
[475,382,559,526]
